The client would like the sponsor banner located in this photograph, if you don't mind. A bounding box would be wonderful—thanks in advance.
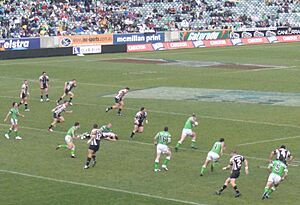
[231,38,243,46]
[204,39,232,47]
[114,32,164,44]
[192,40,205,48]
[72,45,102,55]
[164,41,194,50]
[0,38,40,51]
[180,29,231,41]
[277,35,300,42]
[231,29,277,38]
[58,34,113,47]
[127,44,154,52]
[152,42,165,51]
[276,27,300,36]
[241,37,268,45]
[267,36,279,43]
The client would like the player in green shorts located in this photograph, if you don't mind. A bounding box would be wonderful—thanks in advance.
[3,102,24,140]
[262,156,288,200]
[175,113,198,151]
[154,127,172,172]
[56,122,80,158]
[200,138,225,176]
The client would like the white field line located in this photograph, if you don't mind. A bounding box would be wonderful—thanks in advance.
[0,169,205,205]
[1,94,300,130]
[237,135,300,146]
[1,122,300,164]
[218,66,297,75]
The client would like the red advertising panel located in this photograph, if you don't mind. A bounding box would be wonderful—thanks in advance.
[241,37,268,45]
[127,43,154,52]
[277,35,300,42]
[204,39,232,47]
[164,41,194,50]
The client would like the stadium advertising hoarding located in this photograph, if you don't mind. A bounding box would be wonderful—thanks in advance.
[180,29,231,41]
[231,27,300,38]
[72,45,102,55]
[58,34,113,47]
[113,32,165,44]
[0,37,40,51]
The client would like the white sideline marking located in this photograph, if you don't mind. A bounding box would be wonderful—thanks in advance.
[237,135,300,146]
[0,169,206,205]
[1,94,300,130]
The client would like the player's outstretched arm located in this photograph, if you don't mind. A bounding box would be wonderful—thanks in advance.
[3,112,10,122]
[268,151,275,163]
[244,159,249,175]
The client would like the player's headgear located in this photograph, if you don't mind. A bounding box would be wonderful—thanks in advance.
[74,122,80,126]
[280,145,286,149]
[164,127,168,131]
[219,138,225,142]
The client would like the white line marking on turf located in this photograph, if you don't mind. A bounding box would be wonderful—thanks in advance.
[1,94,300,130]
[0,169,206,205]
[237,135,300,146]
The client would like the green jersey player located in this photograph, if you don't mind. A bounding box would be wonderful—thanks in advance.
[175,113,198,151]
[262,156,288,200]
[154,127,172,172]
[200,138,225,176]
[4,102,24,140]
[56,122,80,158]
[100,123,118,141]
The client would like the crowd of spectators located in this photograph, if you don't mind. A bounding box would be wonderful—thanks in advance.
[0,0,299,39]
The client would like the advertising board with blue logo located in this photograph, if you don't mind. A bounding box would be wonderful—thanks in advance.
[0,38,40,51]
[113,32,165,44]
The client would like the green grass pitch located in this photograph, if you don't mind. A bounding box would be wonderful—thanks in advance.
[0,43,300,205]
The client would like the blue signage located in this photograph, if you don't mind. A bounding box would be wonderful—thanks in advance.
[113,32,165,44]
[0,38,40,51]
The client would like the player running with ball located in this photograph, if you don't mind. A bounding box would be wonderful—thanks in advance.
[200,138,225,176]
[56,122,80,158]
[175,113,198,151]
[4,102,24,140]
[262,155,288,200]
[153,127,172,173]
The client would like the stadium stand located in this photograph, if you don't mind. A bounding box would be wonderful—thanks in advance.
[0,0,300,38]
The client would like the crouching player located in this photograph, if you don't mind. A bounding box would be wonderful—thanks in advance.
[175,113,198,151]
[100,123,118,141]
[48,101,72,132]
[56,122,80,158]
[216,151,249,198]
[129,107,148,139]
[200,138,225,176]
[154,127,172,172]
[262,156,288,200]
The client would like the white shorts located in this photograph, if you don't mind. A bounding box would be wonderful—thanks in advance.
[156,144,169,154]
[10,118,18,125]
[65,135,73,144]
[103,132,116,138]
[267,173,281,185]
[206,151,220,161]
[181,128,193,136]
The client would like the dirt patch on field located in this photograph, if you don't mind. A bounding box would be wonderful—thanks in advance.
[104,58,168,64]
[212,63,271,70]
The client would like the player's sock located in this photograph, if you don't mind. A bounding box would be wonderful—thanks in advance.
[118,109,122,115]
[85,157,91,166]
[57,97,62,103]
[219,184,227,192]
[267,188,273,196]
[7,128,12,135]
[191,139,196,148]
[41,95,43,99]
[130,132,135,138]
[58,145,68,149]
[69,97,73,102]
[163,156,171,166]
[92,155,96,161]
[263,187,269,195]
[14,130,18,137]
[175,142,182,149]
[25,104,28,110]
[46,94,49,99]
[70,147,75,156]
[49,125,53,129]
[200,166,206,175]
[233,185,240,194]
[154,160,159,170]
[18,102,23,106]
